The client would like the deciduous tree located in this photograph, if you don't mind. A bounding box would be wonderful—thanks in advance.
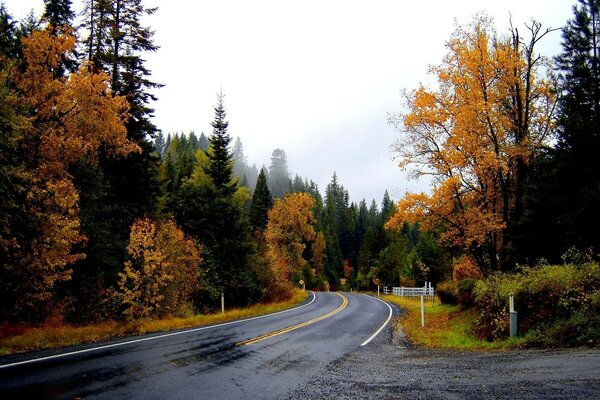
[387,15,556,273]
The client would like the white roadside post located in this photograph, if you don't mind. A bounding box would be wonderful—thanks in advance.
[421,295,425,328]
[299,280,305,292]
[221,290,225,314]
[509,293,517,338]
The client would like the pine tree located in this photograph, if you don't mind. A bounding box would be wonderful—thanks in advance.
[43,0,75,28]
[552,0,600,255]
[206,92,235,194]
[250,168,273,231]
[198,132,209,152]
[0,4,18,58]
[268,148,291,198]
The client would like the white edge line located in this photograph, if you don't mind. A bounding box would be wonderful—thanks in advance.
[0,291,317,370]
[360,294,393,346]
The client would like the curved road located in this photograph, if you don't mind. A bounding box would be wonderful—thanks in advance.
[0,292,393,399]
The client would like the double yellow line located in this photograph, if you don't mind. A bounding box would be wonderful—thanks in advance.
[237,292,348,346]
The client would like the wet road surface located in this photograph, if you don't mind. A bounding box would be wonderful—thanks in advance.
[0,292,392,399]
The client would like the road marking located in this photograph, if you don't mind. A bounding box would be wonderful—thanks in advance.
[237,292,348,346]
[0,292,317,370]
[360,295,393,346]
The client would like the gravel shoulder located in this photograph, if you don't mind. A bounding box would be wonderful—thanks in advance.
[289,316,600,399]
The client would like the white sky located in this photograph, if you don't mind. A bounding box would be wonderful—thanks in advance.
[5,0,574,204]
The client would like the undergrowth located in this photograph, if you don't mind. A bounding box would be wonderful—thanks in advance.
[0,289,308,355]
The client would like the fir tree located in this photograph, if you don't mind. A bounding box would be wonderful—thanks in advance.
[553,0,600,254]
[43,0,75,28]
[268,148,291,198]
[250,168,273,231]
[206,92,234,194]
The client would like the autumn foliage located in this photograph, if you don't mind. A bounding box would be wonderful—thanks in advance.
[387,15,555,273]
[265,193,325,297]
[117,218,203,320]
[0,27,135,321]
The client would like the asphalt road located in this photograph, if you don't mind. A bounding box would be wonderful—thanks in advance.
[0,292,393,399]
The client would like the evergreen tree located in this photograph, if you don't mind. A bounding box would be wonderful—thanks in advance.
[552,0,600,255]
[206,92,235,194]
[250,168,272,231]
[0,4,18,58]
[381,190,395,222]
[232,136,248,180]
[18,10,41,37]
[176,94,256,307]
[43,0,75,28]
[268,148,291,198]
[198,132,209,152]
[71,0,162,319]
[154,131,165,157]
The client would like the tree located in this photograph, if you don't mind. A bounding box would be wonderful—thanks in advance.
[71,0,162,319]
[43,0,75,28]
[268,148,291,198]
[265,193,324,296]
[0,27,135,321]
[250,168,273,232]
[206,92,235,193]
[0,4,18,57]
[174,94,256,307]
[117,218,203,320]
[549,0,600,256]
[387,15,556,274]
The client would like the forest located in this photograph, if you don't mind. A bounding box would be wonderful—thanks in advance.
[0,0,598,339]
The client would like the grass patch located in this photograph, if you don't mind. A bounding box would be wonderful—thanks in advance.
[0,289,308,356]
[383,295,526,350]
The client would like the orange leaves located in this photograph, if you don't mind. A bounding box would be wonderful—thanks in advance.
[389,14,555,271]
[118,218,203,320]
[17,28,135,172]
[0,28,138,319]
[265,192,321,280]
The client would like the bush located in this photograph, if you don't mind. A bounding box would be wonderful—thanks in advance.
[457,278,477,306]
[436,280,458,304]
[474,263,600,345]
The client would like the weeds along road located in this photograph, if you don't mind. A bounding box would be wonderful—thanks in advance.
[0,292,393,399]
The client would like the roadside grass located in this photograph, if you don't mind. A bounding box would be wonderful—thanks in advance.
[382,295,527,350]
[0,289,309,356]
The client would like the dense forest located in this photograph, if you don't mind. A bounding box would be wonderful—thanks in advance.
[0,0,599,329]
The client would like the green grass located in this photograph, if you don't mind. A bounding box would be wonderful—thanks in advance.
[383,295,527,350]
[0,290,309,356]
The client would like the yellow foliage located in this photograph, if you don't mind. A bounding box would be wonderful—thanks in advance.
[118,218,203,320]
[0,27,137,317]
[265,193,322,287]
[388,15,556,272]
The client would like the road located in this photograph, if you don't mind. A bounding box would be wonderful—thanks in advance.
[0,292,393,399]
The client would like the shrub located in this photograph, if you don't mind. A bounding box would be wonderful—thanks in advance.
[474,263,600,345]
[457,278,477,306]
[436,280,458,304]
[452,256,482,281]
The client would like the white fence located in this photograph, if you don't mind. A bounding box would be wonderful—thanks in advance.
[383,282,434,298]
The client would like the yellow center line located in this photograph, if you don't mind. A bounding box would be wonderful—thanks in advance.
[236,292,349,346]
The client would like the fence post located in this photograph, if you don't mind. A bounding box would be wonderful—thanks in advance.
[421,295,425,328]
[509,293,517,338]
[221,289,225,315]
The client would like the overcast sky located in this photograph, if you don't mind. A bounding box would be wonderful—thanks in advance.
[5,0,573,204]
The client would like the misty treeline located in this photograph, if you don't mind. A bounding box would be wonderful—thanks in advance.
[0,0,444,325]
[156,127,451,297]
